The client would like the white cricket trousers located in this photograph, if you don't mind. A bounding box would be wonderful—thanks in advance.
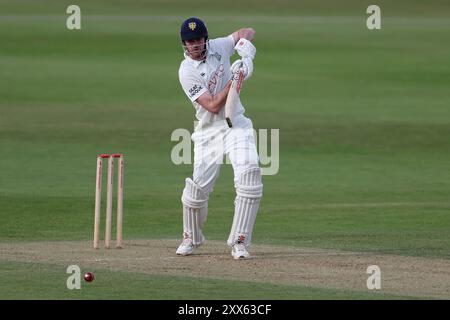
[191,115,259,192]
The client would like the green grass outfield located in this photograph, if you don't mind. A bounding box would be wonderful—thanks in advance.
[0,260,409,300]
[1,0,449,299]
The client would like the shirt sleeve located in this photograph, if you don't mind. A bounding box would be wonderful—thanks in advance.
[214,35,235,57]
[178,68,208,102]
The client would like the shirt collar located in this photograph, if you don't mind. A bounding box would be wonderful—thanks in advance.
[184,52,205,68]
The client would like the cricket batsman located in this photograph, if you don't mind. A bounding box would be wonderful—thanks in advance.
[176,17,262,259]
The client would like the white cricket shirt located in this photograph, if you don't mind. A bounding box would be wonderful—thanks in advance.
[178,35,245,128]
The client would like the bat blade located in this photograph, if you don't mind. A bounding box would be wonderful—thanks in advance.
[224,70,244,128]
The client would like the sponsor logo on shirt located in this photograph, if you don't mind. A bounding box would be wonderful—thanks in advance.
[211,52,221,61]
[208,64,225,93]
[189,84,203,98]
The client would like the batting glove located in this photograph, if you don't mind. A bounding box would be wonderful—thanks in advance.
[234,38,256,60]
[230,58,253,81]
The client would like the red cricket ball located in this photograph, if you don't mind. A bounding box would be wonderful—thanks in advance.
[84,272,94,282]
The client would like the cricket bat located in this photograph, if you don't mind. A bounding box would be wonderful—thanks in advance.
[224,68,244,128]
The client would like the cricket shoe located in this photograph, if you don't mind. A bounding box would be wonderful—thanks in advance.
[176,233,205,256]
[231,239,250,260]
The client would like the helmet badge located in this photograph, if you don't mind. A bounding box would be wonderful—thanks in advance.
[188,22,197,30]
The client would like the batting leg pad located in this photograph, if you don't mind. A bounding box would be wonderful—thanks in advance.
[181,178,208,246]
[227,167,263,247]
